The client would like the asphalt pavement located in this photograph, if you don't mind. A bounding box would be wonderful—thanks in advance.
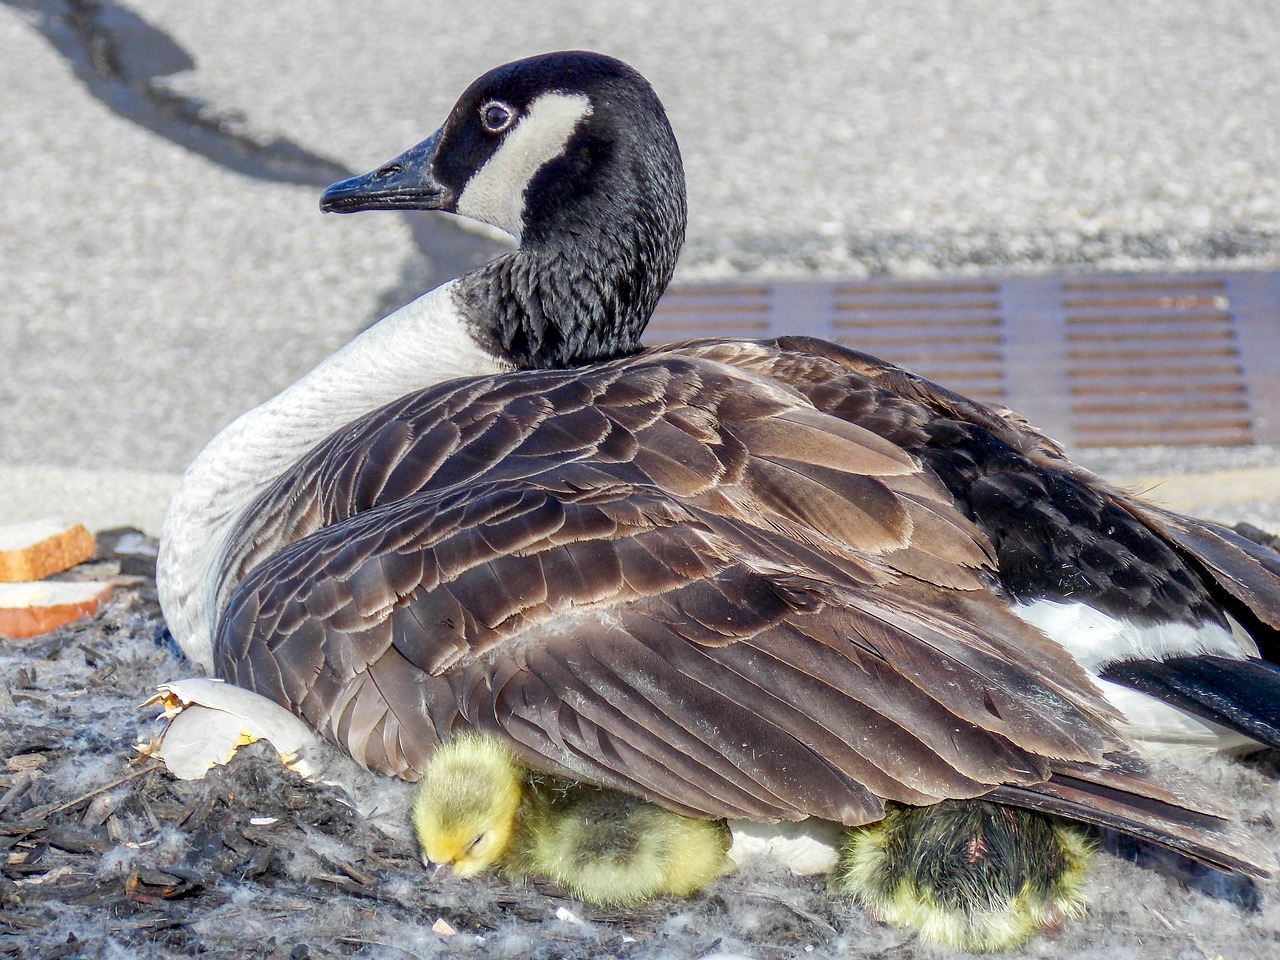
[2,0,1279,532]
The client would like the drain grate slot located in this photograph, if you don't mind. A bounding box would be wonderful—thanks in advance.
[647,270,1280,448]
[1061,277,1251,447]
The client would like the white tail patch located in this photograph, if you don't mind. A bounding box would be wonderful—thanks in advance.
[1011,598,1263,753]
[1097,680,1258,756]
[456,92,593,239]
[1009,598,1254,672]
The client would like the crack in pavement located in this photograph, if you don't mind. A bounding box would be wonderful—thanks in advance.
[5,0,501,310]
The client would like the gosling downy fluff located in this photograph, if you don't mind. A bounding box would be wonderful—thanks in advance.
[834,801,1093,951]
[413,732,730,906]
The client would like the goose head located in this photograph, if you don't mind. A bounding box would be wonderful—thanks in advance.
[412,733,524,878]
[322,51,687,368]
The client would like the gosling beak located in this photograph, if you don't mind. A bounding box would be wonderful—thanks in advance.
[320,127,454,213]
[430,860,453,879]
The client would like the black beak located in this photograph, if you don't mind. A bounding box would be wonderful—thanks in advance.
[320,127,453,214]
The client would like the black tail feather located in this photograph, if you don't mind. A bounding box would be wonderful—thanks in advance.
[1102,655,1280,749]
[989,752,1275,878]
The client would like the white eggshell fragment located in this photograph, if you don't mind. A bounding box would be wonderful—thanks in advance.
[138,678,319,779]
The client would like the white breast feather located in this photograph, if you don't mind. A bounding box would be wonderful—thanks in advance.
[158,281,506,671]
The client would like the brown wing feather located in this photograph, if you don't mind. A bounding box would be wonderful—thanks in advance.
[750,335,1280,629]
[989,753,1274,877]
[1136,505,1280,638]
[212,340,1274,876]
[215,476,1210,844]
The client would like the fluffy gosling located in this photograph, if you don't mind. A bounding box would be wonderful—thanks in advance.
[413,732,730,906]
[833,800,1094,952]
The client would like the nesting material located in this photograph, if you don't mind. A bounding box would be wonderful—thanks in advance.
[0,519,96,582]
[728,818,844,876]
[0,580,114,639]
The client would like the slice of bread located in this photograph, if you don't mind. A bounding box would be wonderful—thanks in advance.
[0,581,114,639]
[0,520,97,582]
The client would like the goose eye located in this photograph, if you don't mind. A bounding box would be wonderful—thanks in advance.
[480,101,514,133]
[467,833,486,853]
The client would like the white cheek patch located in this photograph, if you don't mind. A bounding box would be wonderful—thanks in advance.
[455,92,593,239]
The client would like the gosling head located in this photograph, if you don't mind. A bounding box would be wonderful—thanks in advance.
[412,732,524,877]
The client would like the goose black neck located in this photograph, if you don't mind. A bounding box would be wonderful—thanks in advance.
[457,96,687,370]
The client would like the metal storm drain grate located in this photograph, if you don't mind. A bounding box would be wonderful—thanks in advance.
[647,271,1280,448]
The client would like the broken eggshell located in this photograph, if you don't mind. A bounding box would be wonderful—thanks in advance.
[138,678,417,842]
[138,678,319,779]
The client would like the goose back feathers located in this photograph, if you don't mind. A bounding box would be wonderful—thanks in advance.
[212,336,1272,872]
[160,51,1280,880]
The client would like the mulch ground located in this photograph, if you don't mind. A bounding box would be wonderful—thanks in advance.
[2,533,1278,959]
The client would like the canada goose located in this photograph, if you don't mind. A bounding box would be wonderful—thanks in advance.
[157,49,1280,942]
[834,801,1093,951]
[413,731,730,905]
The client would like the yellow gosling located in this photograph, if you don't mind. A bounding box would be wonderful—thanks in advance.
[833,800,1094,952]
[413,732,730,905]
[412,732,525,878]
